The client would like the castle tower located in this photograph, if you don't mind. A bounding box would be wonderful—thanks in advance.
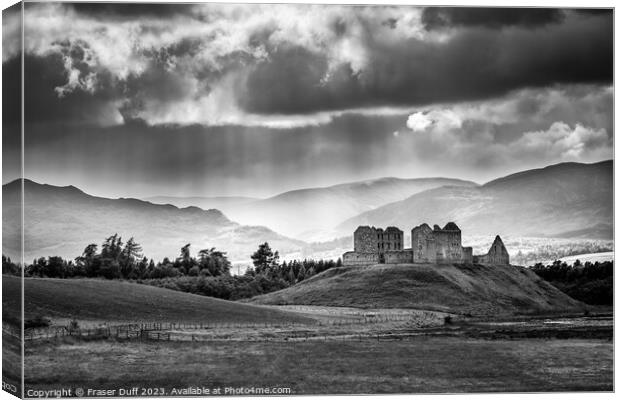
[383,226,404,251]
[411,223,436,263]
[353,226,378,253]
[433,222,463,263]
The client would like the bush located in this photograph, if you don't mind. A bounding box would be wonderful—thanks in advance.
[25,316,50,329]
[531,260,613,305]
[68,319,80,331]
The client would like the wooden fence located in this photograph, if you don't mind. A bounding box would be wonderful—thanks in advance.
[13,311,441,343]
[22,325,436,344]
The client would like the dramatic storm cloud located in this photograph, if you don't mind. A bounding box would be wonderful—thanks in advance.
[420,7,567,30]
[2,3,613,199]
[8,4,612,126]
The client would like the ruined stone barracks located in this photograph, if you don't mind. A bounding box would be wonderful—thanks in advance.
[342,222,509,266]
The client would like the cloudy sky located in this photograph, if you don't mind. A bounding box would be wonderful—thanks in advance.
[2,3,613,198]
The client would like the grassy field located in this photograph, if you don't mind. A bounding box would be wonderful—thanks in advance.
[6,273,613,395]
[23,337,612,394]
[2,276,312,326]
[250,264,584,315]
[2,332,22,396]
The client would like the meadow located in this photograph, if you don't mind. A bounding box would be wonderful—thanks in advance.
[5,271,614,395]
[23,336,612,394]
[2,276,311,326]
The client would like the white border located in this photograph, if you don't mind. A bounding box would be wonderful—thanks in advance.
[0,2,616,400]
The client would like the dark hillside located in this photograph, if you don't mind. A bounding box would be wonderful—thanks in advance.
[2,276,311,325]
[250,264,584,316]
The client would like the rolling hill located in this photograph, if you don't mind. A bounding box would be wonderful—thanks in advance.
[195,177,477,240]
[2,275,311,325]
[2,179,304,263]
[337,160,612,239]
[143,195,258,211]
[250,264,585,315]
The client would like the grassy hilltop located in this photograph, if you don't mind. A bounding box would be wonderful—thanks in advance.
[250,263,585,315]
[2,276,311,326]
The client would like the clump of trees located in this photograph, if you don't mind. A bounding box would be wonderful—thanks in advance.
[142,242,341,300]
[2,255,20,276]
[248,242,341,284]
[20,234,231,280]
[531,260,613,305]
[4,238,341,301]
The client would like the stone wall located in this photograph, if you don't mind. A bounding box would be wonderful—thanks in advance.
[385,249,413,264]
[343,251,379,266]
[354,226,404,255]
[474,236,510,265]
[462,246,473,264]
[411,224,436,263]
[433,223,463,263]
[346,223,509,267]
[353,226,378,253]
[382,227,404,251]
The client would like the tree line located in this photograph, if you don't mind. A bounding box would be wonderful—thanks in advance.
[2,235,341,301]
[530,259,612,305]
[142,242,342,300]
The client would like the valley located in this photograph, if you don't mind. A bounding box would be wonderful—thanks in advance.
[2,160,613,269]
[4,271,612,394]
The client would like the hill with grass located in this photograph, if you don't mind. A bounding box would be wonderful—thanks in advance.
[250,264,584,315]
[2,276,311,325]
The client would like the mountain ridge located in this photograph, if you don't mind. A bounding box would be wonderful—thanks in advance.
[337,160,612,239]
[207,177,479,239]
[2,179,303,264]
[3,160,612,264]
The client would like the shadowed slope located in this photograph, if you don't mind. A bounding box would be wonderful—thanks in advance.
[2,276,311,325]
[250,264,584,316]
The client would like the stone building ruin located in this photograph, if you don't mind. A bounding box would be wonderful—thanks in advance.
[473,235,509,265]
[343,222,509,266]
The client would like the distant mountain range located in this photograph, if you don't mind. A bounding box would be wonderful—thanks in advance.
[2,160,612,265]
[337,160,613,240]
[146,177,477,240]
[143,195,258,211]
[2,179,303,264]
